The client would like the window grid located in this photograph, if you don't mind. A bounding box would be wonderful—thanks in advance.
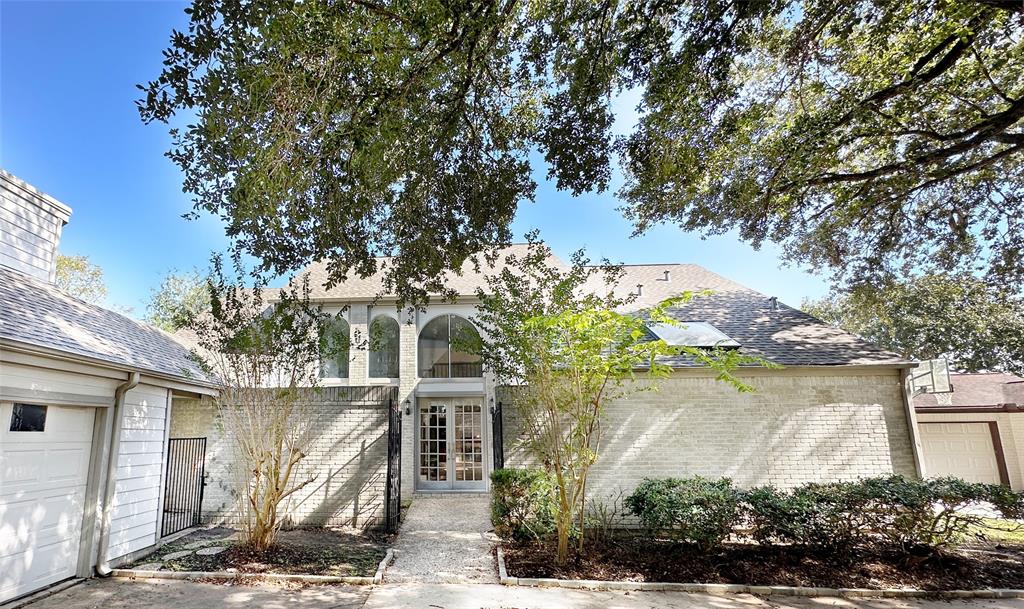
[453,404,484,482]
[418,404,448,482]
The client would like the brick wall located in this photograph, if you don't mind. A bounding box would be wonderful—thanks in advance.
[170,393,389,528]
[503,368,917,507]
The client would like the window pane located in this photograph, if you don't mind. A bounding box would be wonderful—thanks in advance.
[418,316,449,378]
[369,316,400,378]
[449,316,482,378]
[10,404,47,432]
[320,318,350,378]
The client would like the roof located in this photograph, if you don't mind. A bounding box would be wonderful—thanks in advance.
[914,373,1024,408]
[0,265,216,385]
[300,248,910,368]
[298,244,562,299]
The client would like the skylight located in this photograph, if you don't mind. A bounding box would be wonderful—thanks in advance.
[648,322,740,349]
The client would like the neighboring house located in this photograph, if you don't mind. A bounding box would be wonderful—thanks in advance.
[174,248,925,529]
[915,373,1024,490]
[0,170,218,603]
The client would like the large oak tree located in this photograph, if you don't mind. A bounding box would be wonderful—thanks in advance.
[141,0,1024,303]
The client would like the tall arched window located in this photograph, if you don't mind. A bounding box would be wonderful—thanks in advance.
[369,316,400,378]
[418,315,482,378]
[320,318,350,378]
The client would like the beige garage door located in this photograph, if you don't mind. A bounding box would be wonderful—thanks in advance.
[0,403,95,603]
[919,422,1003,485]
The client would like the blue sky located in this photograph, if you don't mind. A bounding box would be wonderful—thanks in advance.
[0,0,830,316]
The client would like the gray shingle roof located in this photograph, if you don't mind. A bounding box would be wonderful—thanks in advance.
[298,244,557,299]
[299,250,911,368]
[0,265,216,385]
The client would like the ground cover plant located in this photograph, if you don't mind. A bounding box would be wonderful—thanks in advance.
[128,527,387,577]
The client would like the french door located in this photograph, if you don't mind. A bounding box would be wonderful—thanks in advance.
[417,398,486,490]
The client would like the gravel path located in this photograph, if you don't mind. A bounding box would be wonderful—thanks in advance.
[385,493,498,584]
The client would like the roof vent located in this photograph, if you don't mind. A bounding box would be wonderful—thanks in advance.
[659,270,670,281]
[636,284,643,296]
[768,296,779,311]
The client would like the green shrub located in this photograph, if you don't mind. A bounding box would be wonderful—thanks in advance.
[865,476,1024,548]
[490,468,556,540]
[625,477,742,550]
[744,475,1024,551]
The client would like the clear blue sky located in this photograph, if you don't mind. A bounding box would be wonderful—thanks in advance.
[0,0,830,316]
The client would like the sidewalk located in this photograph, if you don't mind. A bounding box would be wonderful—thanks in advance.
[385,493,498,584]
[362,583,1024,609]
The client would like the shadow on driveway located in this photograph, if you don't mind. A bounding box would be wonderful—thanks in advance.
[23,577,368,609]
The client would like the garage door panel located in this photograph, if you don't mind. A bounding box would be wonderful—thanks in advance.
[0,489,86,555]
[920,422,1002,485]
[0,404,95,603]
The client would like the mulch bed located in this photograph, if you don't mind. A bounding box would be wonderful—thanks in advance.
[502,538,1024,590]
[133,527,388,577]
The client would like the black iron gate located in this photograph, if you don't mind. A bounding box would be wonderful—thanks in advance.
[492,401,504,470]
[161,437,206,537]
[384,398,402,533]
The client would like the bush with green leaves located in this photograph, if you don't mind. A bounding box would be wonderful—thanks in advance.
[490,468,556,541]
[745,476,1024,551]
[625,477,742,550]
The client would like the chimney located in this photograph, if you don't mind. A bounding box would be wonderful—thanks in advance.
[768,296,779,311]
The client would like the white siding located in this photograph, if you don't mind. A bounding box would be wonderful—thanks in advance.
[0,361,119,406]
[106,384,169,561]
[0,171,70,282]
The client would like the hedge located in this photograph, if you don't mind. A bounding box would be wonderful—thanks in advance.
[626,475,1024,551]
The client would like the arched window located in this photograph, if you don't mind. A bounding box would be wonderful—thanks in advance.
[369,316,400,378]
[418,315,482,378]
[320,318,350,378]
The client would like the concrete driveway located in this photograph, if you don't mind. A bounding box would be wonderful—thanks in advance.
[20,577,368,609]
[16,579,1024,609]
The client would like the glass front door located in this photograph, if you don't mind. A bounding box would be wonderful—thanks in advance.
[417,398,486,490]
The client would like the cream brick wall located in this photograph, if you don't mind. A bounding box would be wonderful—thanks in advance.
[398,307,419,494]
[915,410,1024,490]
[504,368,917,505]
[171,395,388,528]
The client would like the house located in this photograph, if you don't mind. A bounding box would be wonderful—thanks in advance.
[0,170,218,603]
[172,248,925,528]
[915,372,1024,489]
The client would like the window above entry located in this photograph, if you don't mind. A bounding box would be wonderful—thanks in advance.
[647,321,740,349]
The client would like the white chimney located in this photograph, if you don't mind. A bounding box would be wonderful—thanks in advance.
[0,170,72,283]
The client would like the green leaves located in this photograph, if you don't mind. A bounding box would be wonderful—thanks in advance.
[803,273,1024,374]
[55,254,108,305]
[142,0,1022,303]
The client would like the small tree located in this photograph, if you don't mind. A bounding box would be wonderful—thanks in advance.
[145,268,211,332]
[472,236,760,564]
[187,256,342,551]
[55,254,107,304]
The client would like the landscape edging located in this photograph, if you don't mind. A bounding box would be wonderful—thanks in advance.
[495,546,1024,599]
[373,549,396,584]
[111,569,375,586]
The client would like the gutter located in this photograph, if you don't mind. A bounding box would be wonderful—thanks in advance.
[0,338,220,392]
[899,367,926,479]
[95,371,140,576]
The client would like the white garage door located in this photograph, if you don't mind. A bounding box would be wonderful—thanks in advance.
[0,403,95,603]
[919,422,1002,485]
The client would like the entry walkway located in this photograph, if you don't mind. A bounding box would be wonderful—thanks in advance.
[385,493,498,584]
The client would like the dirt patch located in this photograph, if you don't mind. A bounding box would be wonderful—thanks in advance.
[131,528,388,577]
[502,538,1024,590]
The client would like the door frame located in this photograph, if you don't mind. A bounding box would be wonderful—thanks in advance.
[414,396,489,492]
